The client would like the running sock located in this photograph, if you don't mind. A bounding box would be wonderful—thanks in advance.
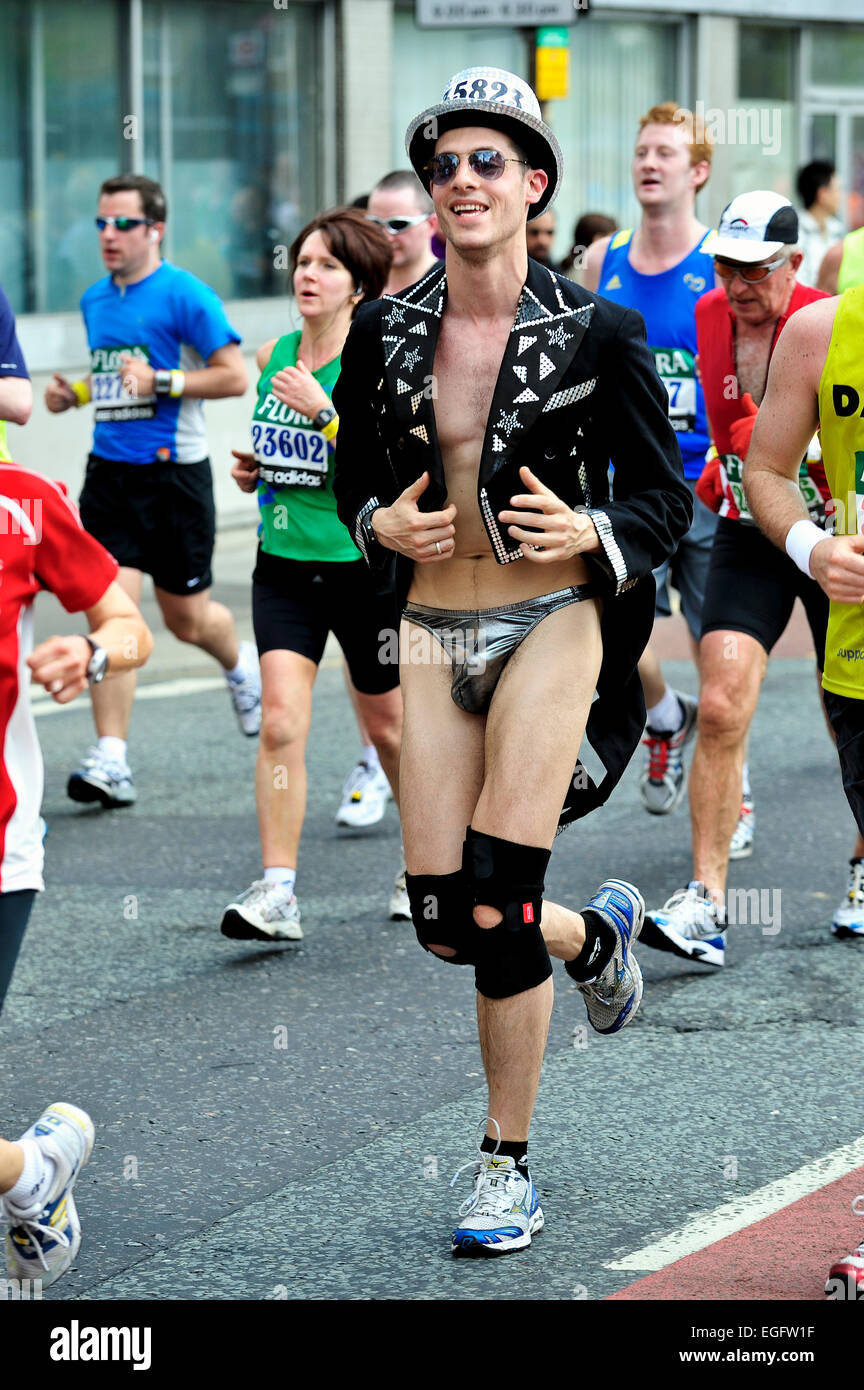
[565,909,617,982]
[480,1133,529,1178]
[264,867,296,895]
[97,736,127,766]
[3,1138,56,1214]
[225,658,247,683]
[742,761,751,799]
[362,744,380,771]
[646,685,684,734]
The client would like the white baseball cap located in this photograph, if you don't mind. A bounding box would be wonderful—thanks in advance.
[712,190,799,264]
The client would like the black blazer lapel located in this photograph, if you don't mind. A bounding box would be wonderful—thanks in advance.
[481,260,595,485]
[380,263,445,468]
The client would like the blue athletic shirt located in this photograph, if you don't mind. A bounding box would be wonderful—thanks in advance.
[598,228,715,479]
[80,261,240,465]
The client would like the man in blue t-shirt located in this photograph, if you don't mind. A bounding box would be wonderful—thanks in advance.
[0,283,32,459]
[583,102,757,859]
[45,174,260,808]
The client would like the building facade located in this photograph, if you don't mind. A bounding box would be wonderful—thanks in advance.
[3,0,863,520]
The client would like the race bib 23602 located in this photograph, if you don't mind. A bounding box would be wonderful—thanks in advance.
[252,421,328,490]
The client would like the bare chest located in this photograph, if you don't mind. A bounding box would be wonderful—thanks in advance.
[734,328,776,405]
[433,317,511,451]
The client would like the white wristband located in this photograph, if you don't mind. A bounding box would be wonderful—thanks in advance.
[785,518,826,577]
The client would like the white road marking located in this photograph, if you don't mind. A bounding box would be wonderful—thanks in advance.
[606,1134,864,1271]
[31,675,227,716]
[30,653,343,717]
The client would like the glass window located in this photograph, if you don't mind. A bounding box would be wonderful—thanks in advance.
[0,0,123,314]
[733,25,798,208]
[0,1,28,310]
[546,19,680,269]
[809,112,837,163]
[143,0,322,301]
[810,28,864,89]
[739,25,794,103]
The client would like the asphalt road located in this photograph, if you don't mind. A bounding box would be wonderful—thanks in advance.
[4,529,864,1307]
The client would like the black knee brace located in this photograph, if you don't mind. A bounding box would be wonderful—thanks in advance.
[405,869,477,966]
[464,828,553,999]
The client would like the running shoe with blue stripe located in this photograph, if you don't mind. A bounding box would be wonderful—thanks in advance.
[641,881,726,967]
[450,1122,543,1256]
[3,1102,94,1290]
[832,859,864,939]
[569,879,645,1034]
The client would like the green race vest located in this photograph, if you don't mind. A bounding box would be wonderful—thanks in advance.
[252,331,359,564]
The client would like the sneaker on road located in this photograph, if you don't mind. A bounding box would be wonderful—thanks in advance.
[729,794,755,860]
[3,1102,94,1290]
[336,761,391,828]
[639,691,699,816]
[642,881,726,967]
[389,869,411,921]
[450,1124,543,1257]
[832,859,864,939]
[569,879,645,1034]
[67,747,135,808]
[220,880,303,942]
[227,641,262,737]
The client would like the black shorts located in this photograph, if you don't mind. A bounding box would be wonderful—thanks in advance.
[79,453,215,595]
[824,690,864,839]
[252,549,400,696]
[701,516,829,668]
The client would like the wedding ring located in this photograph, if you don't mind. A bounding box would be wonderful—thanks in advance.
[435,541,442,554]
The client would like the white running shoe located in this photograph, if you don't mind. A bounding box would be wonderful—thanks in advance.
[67,747,135,808]
[3,1102,94,1290]
[832,859,864,939]
[227,641,262,737]
[335,761,391,828]
[220,880,303,941]
[569,879,644,1034]
[639,691,699,816]
[729,794,755,860]
[450,1122,543,1257]
[389,869,411,921]
[641,881,726,967]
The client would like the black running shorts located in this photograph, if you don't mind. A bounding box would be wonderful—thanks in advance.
[700,517,829,668]
[252,548,400,695]
[79,453,215,595]
[824,690,864,839]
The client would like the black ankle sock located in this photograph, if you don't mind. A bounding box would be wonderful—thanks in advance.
[480,1133,529,1177]
[565,908,616,982]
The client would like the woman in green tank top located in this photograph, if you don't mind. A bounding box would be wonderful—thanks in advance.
[220,208,407,940]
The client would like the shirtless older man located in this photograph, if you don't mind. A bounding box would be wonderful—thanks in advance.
[333,69,690,1256]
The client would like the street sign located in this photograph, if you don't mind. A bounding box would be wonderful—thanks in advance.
[535,23,569,101]
[416,0,578,29]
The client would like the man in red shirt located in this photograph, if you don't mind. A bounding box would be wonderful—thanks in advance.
[0,462,152,1289]
[641,191,864,962]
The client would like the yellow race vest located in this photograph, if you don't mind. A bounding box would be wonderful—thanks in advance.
[819,283,864,698]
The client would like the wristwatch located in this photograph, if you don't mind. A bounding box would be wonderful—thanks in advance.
[312,405,337,430]
[83,637,109,684]
[154,369,172,396]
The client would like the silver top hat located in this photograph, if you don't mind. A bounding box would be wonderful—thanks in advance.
[405,67,563,221]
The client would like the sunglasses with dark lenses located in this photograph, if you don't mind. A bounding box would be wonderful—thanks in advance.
[713,254,786,283]
[366,213,431,235]
[95,216,155,232]
[424,150,528,186]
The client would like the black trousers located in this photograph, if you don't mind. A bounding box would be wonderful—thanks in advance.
[0,889,37,1014]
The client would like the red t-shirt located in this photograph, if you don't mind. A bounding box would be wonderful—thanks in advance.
[0,465,118,891]
[695,281,828,521]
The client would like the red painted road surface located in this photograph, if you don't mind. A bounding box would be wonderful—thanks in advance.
[607,1166,864,1300]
